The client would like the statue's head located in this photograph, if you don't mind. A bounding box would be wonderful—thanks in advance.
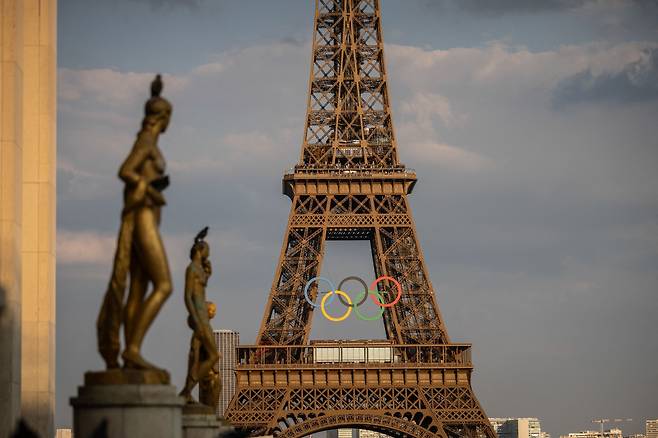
[143,74,172,132]
[190,226,210,260]
[206,301,217,319]
[191,240,209,260]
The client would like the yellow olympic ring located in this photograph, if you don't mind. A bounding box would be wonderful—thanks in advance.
[320,290,352,322]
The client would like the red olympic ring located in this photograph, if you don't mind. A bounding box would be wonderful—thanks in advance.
[369,276,402,308]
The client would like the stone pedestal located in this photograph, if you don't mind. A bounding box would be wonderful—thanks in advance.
[182,412,224,438]
[71,383,184,438]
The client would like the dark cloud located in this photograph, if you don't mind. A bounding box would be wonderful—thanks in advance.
[425,0,592,16]
[128,0,204,11]
[552,48,658,108]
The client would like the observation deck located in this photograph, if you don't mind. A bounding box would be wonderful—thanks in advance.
[282,166,418,199]
[233,341,473,389]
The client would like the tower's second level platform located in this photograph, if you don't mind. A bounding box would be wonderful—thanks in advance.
[283,165,417,198]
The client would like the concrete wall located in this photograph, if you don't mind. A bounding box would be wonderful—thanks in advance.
[0,0,56,436]
[21,0,56,436]
[1,1,25,435]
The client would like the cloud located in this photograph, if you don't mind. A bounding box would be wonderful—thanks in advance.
[407,141,493,172]
[127,0,204,11]
[57,230,117,265]
[552,47,658,107]
[57,160,115,201]
[396,93,490,172]
[59,68,187,107]
[400,92,467,128]
[425,0,593,15]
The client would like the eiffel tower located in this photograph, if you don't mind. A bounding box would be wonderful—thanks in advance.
[224,1,496,437]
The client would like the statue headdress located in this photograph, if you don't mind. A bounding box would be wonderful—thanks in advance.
[190,226,209,259]
[144,73,171,120]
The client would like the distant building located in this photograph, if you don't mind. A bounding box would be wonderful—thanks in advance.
[560,428,623,438]
[489,418,543,438]
[326,428,392,438]
[56,429,73,438]
[647,420,658,438]
[357,429,391,438]
[327,429,355,438]
[626,433,645,438]
[215,329,240,417]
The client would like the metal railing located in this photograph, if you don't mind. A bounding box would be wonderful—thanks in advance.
[285,166,416,177]
[236,342,471,367]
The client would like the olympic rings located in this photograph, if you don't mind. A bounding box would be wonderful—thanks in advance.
[304,276,336,308]
[305,275,403,322]
[320,290,352,322]
[369,276,402,308]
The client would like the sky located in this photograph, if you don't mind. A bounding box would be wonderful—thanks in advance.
[56,0,658,435]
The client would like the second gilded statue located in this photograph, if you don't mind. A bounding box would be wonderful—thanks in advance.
[180,227,220,406]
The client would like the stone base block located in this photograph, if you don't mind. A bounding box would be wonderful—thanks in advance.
[85,368,171,385]
[71,383,184,438]
[182,413,228,438]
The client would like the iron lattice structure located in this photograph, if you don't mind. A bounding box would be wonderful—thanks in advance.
[224,1,496,437]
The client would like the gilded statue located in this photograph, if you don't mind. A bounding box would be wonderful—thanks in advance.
[193,302,222,409]
[96,74,173,375]
[180,228,220,405]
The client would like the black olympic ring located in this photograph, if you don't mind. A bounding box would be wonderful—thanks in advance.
[336,276,369,307]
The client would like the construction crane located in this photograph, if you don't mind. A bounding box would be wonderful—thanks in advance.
[592,419,633,438]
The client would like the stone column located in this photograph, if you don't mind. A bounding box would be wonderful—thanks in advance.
[0,0,25,435]
[20,0,57,437]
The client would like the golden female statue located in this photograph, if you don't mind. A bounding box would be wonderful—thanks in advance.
[198,301,221,409]
[184,301,222,409]
[180,228,220,404]
[96,74,173,374]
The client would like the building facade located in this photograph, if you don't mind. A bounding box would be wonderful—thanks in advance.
[489,418,543,438]
[0,1,57,437]
[647,420,658,438]
[357,429,391,438]
[561,429,624,438]
[215,329,239,417]
[327,429,355,438]
[55,428,73,438]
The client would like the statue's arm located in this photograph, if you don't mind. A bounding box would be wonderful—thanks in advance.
[118,143,150,186]
[184,266,202,328]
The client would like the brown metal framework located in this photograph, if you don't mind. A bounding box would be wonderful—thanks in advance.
[224,1,496,437]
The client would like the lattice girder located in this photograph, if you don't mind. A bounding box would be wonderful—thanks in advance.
[245,1,495,437]
[302,0,398,167]
[256,192,449,346]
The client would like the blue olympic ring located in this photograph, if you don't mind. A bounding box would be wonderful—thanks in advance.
[304,276,336,308]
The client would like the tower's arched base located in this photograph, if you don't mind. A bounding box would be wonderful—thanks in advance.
[225,343,496,438]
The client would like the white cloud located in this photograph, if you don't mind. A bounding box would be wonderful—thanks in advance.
[59,68,187,107]
[406,141,493,172]
[57,230,117,265]
[400,92,467,128]
[387,40,658,96]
